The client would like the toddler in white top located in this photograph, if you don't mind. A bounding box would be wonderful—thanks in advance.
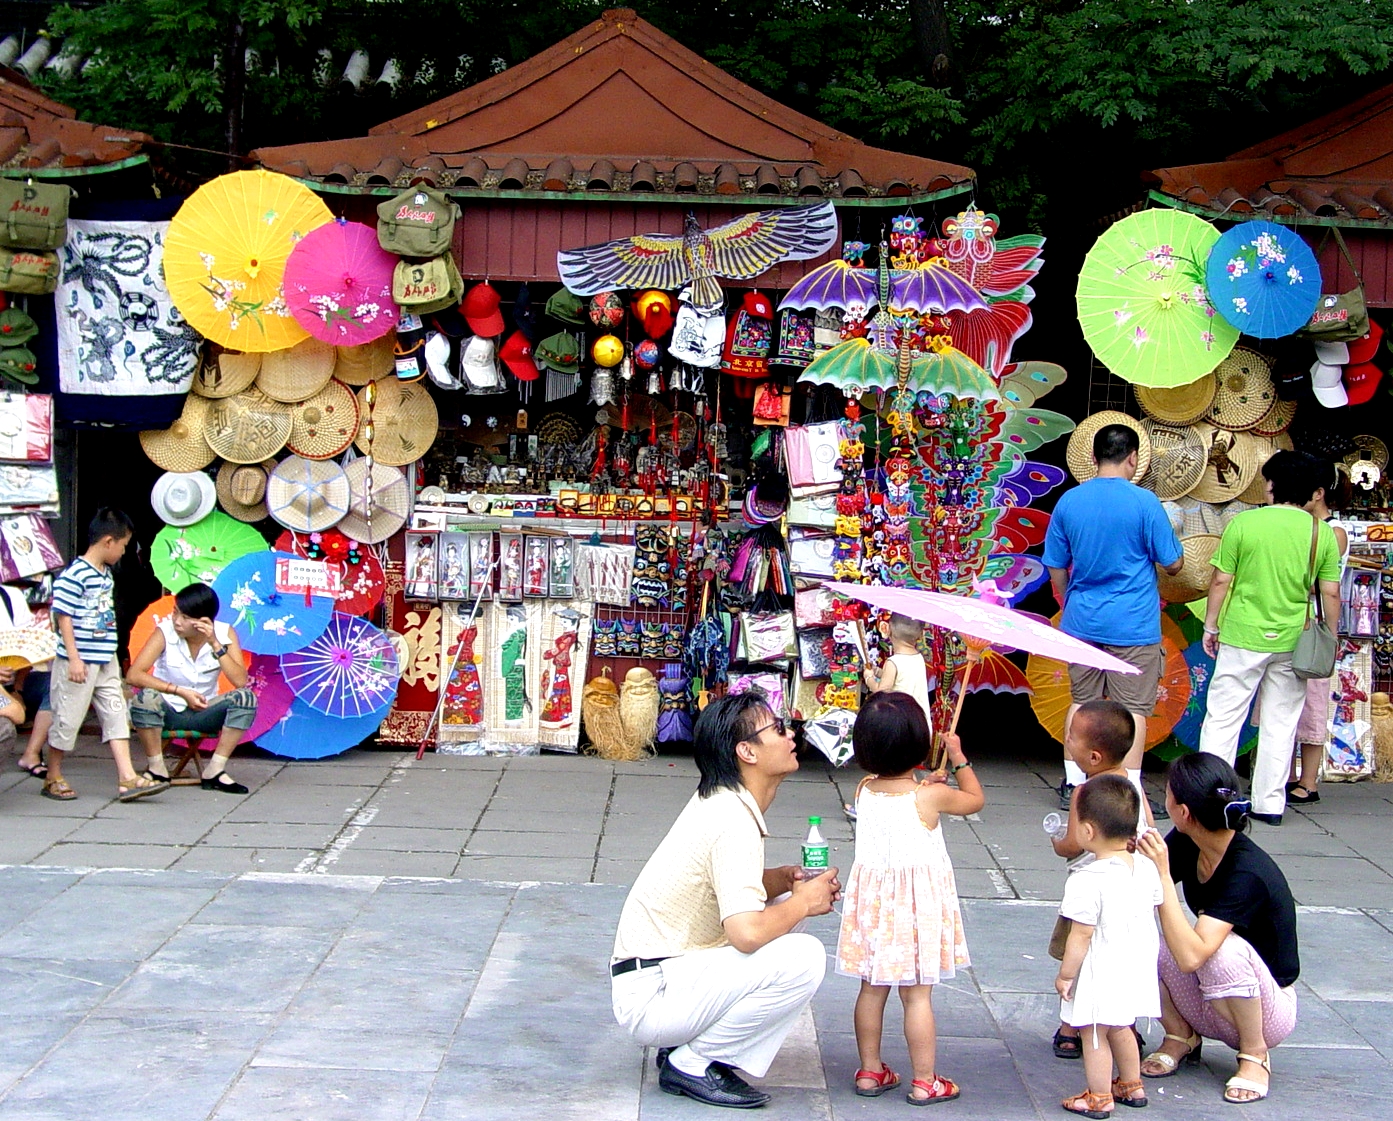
[862,612,933,733]
[1055,774,1163,1118]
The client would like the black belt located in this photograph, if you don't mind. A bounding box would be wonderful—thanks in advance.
[611,956,667,977]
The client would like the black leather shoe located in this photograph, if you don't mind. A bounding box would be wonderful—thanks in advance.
[201,774,249,794]
[658,1056,770,1108]
[655,1047,672,1070]
[1250,812,1283,826]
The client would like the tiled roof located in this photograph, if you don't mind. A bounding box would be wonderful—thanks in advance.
[1145,82,1393,225]
[252,8,973,204]
[0,65,149,173]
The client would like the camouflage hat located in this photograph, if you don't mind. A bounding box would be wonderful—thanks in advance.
[535,331,580,373]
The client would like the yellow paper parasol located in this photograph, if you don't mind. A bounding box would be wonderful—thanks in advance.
[164,170,333,352]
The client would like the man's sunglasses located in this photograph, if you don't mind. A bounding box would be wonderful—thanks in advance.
[747,716,789,740]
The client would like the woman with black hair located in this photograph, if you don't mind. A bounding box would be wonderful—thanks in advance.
[1135,753,1298,1105]
[126,583,256,794]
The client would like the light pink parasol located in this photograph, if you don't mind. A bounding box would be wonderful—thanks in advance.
[283,218,399,346]
[240,652,295,745]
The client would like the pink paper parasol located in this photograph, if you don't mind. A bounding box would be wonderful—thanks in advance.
[284,218,399,346]
[240,652,295,744]
[280,612,399,718]
[826,582,1140,674]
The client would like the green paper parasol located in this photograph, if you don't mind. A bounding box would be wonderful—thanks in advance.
[152,511,267,590]
[1076,209,1239,388]
[798,338,898,392]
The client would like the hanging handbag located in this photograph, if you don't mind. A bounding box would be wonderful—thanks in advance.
[0,248,59,295]
[0,179,71,251]
[1298,228,1368,342]
[1292,514,1337,680]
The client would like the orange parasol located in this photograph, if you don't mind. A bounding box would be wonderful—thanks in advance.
[164,170,333,352]
[128,595,249,695]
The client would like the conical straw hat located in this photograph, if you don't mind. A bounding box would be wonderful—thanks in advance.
[338,458,409,544]
[1066,411,1152,483]
[192,346,261,399]
[1239,438,1278,505]
[335,332,395,386]
[1190,423,1260,504]
[204,388,293,464]
[286,378,359,460]
[257,336,336,403]
[1251,396,1296,437]
[139,395,217,472]
[1139,419,1206,501]
[1206,348,1275,431]
[1136,374,1216,426]
[354,377,438,466]
[1157,534,1221,603]
[266,456,351,533]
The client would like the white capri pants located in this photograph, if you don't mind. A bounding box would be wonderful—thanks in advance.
[611,933,826,1077]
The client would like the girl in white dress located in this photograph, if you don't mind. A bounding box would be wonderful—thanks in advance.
[1055,774,1163,1118]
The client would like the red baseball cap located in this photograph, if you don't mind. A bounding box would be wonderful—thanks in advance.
[498,329,539,381]
[461,282,505,336]
[1344,361,1384,406]
[1346,319,1384,365]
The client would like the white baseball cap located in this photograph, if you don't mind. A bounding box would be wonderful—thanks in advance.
[1312,339,1350,365]
[1309,360,1349,408]
[424,331,462,390]
[460,335,506,394]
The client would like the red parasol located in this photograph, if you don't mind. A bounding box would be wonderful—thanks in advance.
[274,528,385,616]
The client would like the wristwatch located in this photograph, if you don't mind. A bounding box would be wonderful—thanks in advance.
[213,644,230,659]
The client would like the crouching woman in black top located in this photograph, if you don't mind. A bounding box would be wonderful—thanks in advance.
[1135,753,1298,1105]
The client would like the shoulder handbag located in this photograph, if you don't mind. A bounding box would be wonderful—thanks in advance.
[0,179,71,251]
[1292,514,1337,680]
[1298,227,1368,342]
[0,248,58,295]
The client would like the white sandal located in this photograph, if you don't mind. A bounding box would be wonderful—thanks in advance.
[1223,1052,1270,1104]
[1141,1031,1201,1077]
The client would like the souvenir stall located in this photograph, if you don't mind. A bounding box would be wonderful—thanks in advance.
[1039,204,1393,780]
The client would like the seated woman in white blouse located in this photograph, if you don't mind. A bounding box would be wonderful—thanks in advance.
[126,584,256,794]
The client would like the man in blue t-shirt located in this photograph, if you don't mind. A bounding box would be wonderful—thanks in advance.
[1043,423,1183,808]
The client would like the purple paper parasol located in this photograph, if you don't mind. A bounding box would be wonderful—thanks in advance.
[279,612,400,718]
[240,652,295,745]
[284,218,399,346]
[890,262,988,314]
[778,260,879,312]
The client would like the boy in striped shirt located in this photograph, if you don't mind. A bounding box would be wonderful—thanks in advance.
[43,509,168,802]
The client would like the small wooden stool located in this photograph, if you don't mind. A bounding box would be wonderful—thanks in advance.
[160,729,213,786]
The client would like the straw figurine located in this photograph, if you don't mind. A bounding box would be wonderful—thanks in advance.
[618,666,660,757]
[582,667,629,760]
[1372,692,1393,783]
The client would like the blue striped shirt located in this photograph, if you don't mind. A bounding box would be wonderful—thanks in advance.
[51,558,118,664]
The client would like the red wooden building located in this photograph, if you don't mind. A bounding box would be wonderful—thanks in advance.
[252,7,976,285]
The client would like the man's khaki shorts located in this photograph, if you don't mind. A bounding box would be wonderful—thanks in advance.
[1067,642,1164,716]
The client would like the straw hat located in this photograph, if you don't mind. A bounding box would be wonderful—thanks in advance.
[204,388,294,464]
[1190,423,1261,504]
[1206,349,1275,431]
[335,332,395,386]
[338,458,409,544]
[257,337,336,403]
[1156,534,1221,604]
[1136,374,1215,426]
[266,456,351,534]
[1251,396,1296,437]
[139,395,217,472]
[286,378,359,460]
[1239,438,1278,505]
[150,470,217,527]
[215,459,276,522]
[353,377,438,466]
[1065,411,1152,483]
[192,346,261,399]
[1138,420,1206,501]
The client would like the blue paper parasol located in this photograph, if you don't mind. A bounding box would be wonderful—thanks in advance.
[253,697,389,759]
[212,550,334,655]
[1204,221,1321,338]
[280,612,400,718]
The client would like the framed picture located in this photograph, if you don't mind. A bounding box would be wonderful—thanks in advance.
[403,531,440,600]
[497,531,523,600]
[523,535,549,598]
[467,532,493,601]
[549,536,575,598]
[438,533,469,600]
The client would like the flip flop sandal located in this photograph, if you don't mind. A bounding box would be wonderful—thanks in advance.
[41,778,76,801]
[1053,1027,1083,1059]
[1223,1052,1270,1104]
[1141,1031,1202,1078]
[17,761,47,779]
[116,774,170,802]
[907,1075,959,1106]
[853,1064,899,1097]
[1063,1089,1114,1118]
[1111,1078,1148,1108]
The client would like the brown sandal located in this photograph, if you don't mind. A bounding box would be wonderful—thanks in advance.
[1111,1078,1148,1108]
[41,777,76,801]
[116,774,170,802]
[1063,1089,1114,1118]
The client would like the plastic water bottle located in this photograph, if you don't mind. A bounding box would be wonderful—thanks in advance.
[1042,812,1068,841]
[801,816,829,882]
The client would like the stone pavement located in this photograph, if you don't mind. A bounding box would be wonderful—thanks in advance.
[0,736,1389,1118]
